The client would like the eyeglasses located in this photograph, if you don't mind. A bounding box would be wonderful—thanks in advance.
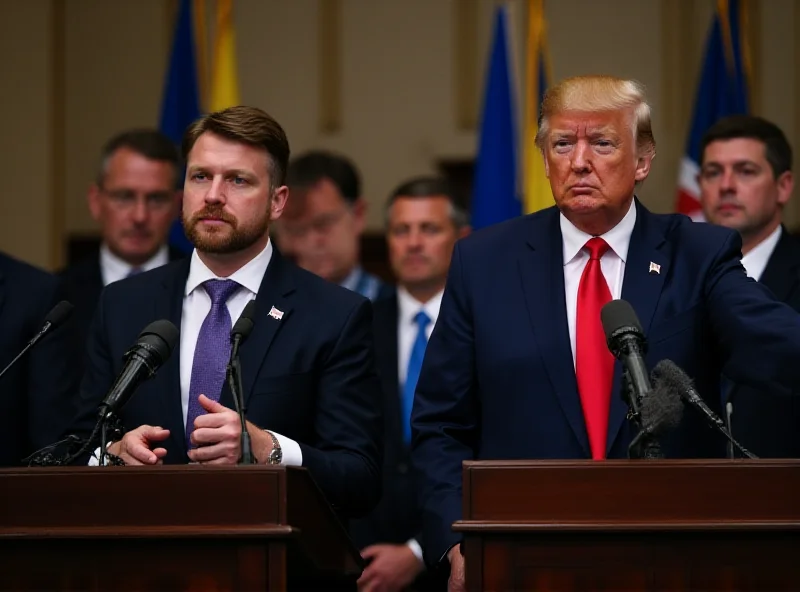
[100,187,175,212]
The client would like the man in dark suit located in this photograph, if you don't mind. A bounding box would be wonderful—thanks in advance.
[410,76,800,589]
[0,252,80,466]
[71,106,382,522]
[698,115,800,458]
[351,177,469,592]
[60,129,185,352]
[275,151,392,301]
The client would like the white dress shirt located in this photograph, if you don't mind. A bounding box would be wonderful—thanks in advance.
[395,286,443,565]
[100,243,169,286]
[93,239,301,466]
[180,239,301,465]
[561,199,637,367]
[740,224,782,281]
[396,287,444,385]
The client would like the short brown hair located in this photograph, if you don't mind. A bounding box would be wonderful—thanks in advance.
[182,105,291,187]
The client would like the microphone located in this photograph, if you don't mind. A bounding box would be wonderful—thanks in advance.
[98,320,179,418]
[650,360,758,459]
[601,300,652,405]
[0,300,74,384]
[229,301,256,464]
[628,381,684,458]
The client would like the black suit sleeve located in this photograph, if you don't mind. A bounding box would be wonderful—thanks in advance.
[26,277,82,450]
[298,298,384,518]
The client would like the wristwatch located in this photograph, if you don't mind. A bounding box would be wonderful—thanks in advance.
[264,430,282,465]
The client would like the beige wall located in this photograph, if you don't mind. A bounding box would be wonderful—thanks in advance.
[0,0,796,269]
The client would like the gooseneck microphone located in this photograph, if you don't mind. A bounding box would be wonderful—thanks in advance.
[651,360,758,459]
[229,300,257,464]
[0,301,74,384]
[601,299,652,406]
[627,379,684,453]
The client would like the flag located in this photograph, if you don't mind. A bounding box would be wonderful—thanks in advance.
[471,4,520,230]
[675,0,750,220]
[209,0,240,112]
[159,0,202,253]
[522,0,553,214]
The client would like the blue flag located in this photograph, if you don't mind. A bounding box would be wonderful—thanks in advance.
[471,5,520,230]
[159,0,201,253]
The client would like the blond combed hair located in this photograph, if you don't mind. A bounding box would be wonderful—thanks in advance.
[534,75,655,158]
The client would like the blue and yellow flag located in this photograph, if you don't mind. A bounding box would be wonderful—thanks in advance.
[522,0,553,215]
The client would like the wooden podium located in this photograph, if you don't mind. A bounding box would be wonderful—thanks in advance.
[454,460,800,591]
[0,465,363,591]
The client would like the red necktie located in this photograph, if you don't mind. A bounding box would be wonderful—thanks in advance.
[576,237,614,460]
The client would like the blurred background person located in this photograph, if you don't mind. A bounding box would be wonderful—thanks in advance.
[698,114,800,458]
[59,129,185,351]
[0,251,80,466]
[352,177,469,592]
[276,150,391,301]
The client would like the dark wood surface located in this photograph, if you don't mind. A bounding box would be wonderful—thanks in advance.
[0,465,362,591]
[456,460,800,592]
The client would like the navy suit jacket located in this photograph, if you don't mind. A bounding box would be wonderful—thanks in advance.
[410,202,800,564]
[350,291,423,548]
[72,248,383,517]
[729,227,800,457]
[0,252,81,466]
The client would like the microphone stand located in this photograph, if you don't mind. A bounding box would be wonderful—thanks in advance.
[227,335,254,464]
[621,370,664,459]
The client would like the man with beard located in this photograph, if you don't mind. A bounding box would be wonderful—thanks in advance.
[71,106,383,524]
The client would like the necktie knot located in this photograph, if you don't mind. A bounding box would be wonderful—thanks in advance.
[203,279,239,308]
[126,267,143,278]
[584,237,610,261]
[413,310,431,331]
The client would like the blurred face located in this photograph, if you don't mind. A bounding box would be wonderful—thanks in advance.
[387,196,468,294]
[543,109,652,234]
[182,132,288,258]
[88,147,179,266]
[278,178,365,283]
[698,138,792,243]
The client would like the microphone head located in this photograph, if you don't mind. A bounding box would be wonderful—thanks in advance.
[136,320,179,365]
[600,299,645,358]
[651,359,695,400]
[640,384,683,434]
[44,300,74,328]
[231,300,257,342]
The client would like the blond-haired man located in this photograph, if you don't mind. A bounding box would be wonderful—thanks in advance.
[410,76,800,590]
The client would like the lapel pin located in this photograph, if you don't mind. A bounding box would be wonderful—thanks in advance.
[649,262,661,275]
[268,306,284,321]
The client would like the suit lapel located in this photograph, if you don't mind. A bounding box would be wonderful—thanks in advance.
[239,249,295,406]
[607,201,669,452]
[0,265,5,321]
[376,296,403,449]
[154,258,191,457]
[519,209,590,456]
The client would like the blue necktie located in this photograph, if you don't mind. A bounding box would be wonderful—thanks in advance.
[402,311,431,444]
[185,279,240,449]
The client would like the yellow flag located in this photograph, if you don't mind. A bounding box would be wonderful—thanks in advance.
[209,0,240,111]
[522,0,553,214]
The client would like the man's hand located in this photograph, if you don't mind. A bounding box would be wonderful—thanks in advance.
[187,395,241,464]
[447,544,465,592]
[107,425,170,465]
[357,544,424,592]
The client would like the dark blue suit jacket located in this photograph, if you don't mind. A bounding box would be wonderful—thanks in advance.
[72,248,383,518]
[0,252,81,466]
[410,202,800,564]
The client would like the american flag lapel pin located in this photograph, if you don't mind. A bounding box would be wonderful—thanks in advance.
[268,306,284,320]
[649,262,661,275]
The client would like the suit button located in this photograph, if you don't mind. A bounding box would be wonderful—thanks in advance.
[397,462,408,474]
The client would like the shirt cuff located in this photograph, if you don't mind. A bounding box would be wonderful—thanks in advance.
[406,538,425,566]
[87,446,101,466]
[270,431,303,466]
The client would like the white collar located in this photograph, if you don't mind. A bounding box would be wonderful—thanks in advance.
[560,199,637,266]
[185,239,273,297]
[396,285,444,328]
[741,225,782,281]
[100,243,169,285]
